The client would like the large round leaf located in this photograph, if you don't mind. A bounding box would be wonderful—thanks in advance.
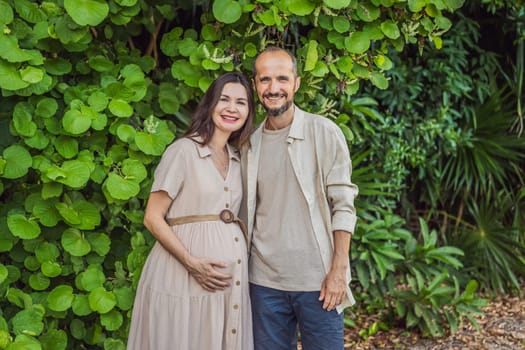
[47,285,74,312]
[104,173,140,200]
[61,228,91,256]
[288,0,316,15]
[0,60,29,90]
[113,287,134,311]
[54,136,79,159]
[56,160,91,189]
[35,97,58,118]
[381,20,400,39]
[41,261,62,277]
[345,31,371,54]
[100,310,123,331]
[39,329,67,350]
[6,334,40,350]
[88,287,116,314]
[78,266,105,291]
[7,214,40,239]
[28,272,50,291]
[212,0,242,24]
[108,99,133,118]
[116,124,136,143]
[62,109,91,135]
[64,0,109,26]
[86,232,111,256]
[323,0,351,9]
[33,199,60,227]
[13,103,36,137]
[356,3,380,22]
[0,1,13,26]
[72,294,92,316]
[35,242,60,262]
[11,308,44,336]
[2,145,32,179]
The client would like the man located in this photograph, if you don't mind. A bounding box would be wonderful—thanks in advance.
[240,46,358,350]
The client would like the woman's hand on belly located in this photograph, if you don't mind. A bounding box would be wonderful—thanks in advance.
[184,255,232,292]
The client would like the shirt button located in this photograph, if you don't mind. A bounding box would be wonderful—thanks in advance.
[234,237,239,242]
[237,259,241,264]
[233,304,239,310]
[225,203,229,208]
[235,281,240,286]
[231,329,237,334]
[224,186,229,191]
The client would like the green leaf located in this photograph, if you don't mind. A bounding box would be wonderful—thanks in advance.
[171,60,201,87]
[88,55,114,72]
[7,214,40,239]
[304,40,318,72]
[47,285,74,312]
[13,103,37,137]
[35,242,60,262]
[88,91,109,112]
[104,173,140,200]
[370,71,389,89]
[28,272,50,290]
[39,329,67,350]
[49,160,91,189]
[100,310,123,330]
[116,124,136,143]
[64,0,109,26]
[35,98,58,118]
[333,16,351,33]
[408,0,426,12]
[2,145,32,179]
[61,228,91,256]
[323,0,351,9]
[11,307,44,336]
[41,261,62,277]
[158,83,180,114]
[88,287,116,314]
[381,20,400,39]
[288,0,316,15]
[345,31,371,54]
[357,3,380,22]
[113,287,133,311]
[108,99,133,118]
[72,294,92,316]
[0,60,29,90]
[0,1,14,26]
[373,54,393,70]
[435,16,452,31]
[19,66,44,84]
[78,266,106,291]
[62,109,91,135]
[0,263,8,284]
[54,136,79,159]
[86,233,111,256]
[104,338,126,350]
[13,0,47,23]
[44,58,72,75]
[212,0,242,24]
[6,334,41,350]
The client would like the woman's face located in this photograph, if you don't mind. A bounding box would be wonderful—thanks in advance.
[211,82,250,136]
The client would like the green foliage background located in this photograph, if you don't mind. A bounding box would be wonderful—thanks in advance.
[3,0,522,348]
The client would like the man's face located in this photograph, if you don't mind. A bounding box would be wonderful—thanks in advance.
[254,50,300,117]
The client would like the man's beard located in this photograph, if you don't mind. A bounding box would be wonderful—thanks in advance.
[262,99,293,117]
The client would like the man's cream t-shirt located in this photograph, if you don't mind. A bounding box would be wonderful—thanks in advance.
[249,124,325,291]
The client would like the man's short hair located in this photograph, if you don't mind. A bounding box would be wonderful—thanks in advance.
[254,46,298,76]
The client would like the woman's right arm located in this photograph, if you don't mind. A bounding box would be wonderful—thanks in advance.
[143,190,232,291]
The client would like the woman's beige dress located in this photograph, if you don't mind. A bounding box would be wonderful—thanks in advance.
[127,138,253,350]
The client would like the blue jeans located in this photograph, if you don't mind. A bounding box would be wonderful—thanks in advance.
[250,283,344,350]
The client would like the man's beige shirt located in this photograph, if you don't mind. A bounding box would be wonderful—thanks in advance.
[240,106,359,312]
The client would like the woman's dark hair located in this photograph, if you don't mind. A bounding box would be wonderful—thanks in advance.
[183,72,255,148]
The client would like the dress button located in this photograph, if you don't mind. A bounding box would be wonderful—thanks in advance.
[224,186,229,191]
[234,237,239,242]
[237,259,241,264]
[235,281,240,286]
[225,203,229,208]
[231,329,237,334]
[233,304,239,310]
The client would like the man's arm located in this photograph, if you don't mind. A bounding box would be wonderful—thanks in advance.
[319,230,351,311]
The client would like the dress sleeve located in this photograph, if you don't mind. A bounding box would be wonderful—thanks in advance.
[150,141,186,200]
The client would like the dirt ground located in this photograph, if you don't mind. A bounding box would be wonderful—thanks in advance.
[342,286,525,350]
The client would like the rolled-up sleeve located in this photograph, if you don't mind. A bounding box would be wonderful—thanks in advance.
[325,125,358,234]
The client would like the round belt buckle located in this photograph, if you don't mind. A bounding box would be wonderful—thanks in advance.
[219,209,235,223]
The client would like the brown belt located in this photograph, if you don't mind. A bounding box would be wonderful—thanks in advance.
[166,209,248,243]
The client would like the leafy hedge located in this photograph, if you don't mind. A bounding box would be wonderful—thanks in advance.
[0,0,464,348]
